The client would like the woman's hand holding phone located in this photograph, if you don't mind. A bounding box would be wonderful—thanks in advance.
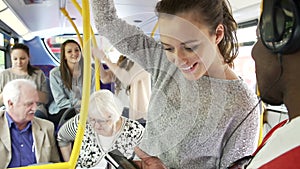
[133,147,168,169]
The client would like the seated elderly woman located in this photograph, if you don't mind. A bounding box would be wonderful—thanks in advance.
[57,89,144,168]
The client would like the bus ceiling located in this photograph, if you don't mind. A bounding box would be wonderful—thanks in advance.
[0,0,261,41]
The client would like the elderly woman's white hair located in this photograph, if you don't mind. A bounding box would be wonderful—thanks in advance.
[2,79,37,108]
[88,89,124,124]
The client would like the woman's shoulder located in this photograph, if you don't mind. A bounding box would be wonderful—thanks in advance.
[49,67,60,76]
[0,68,12,75]
[0,69,20,81]
[62,114,80,130]
[33,68,47,76]
[71,113,80,124]
[50,66,59,72]
[123,117,145,131]
[117,118,144,149]
[203,76,254,93]
[34,68,44,73]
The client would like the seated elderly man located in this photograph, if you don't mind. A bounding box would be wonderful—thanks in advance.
[0,79,60,168]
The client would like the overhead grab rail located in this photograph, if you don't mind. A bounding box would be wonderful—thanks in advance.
[60,8,83,48]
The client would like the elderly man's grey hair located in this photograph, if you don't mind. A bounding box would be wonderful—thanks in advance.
[2,79,37,108]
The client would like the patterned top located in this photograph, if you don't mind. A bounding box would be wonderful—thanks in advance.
[91,1,260,168]
[57,114,144,168]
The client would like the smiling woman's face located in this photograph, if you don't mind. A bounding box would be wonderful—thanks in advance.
[158,13,221,81]
[64,42,81,65]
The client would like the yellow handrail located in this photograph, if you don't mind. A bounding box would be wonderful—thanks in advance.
[69,0,91,168]
[151,21,158,38]
[71,0,101,91]
[257,85,265,146]
[60,8,83,48]
[10,1,91,169]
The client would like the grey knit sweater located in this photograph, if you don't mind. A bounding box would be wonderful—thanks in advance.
[91,1,260,168]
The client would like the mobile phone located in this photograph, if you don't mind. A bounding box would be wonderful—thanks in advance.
[105,149,140,169]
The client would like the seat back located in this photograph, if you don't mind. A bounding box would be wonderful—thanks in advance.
[45,77,54,109]
[56,107,78,133]
[34,64,55,78]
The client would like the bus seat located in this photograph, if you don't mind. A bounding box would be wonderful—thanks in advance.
[56,107,78,133]
[34,64,55,78]
[46,77,53,109]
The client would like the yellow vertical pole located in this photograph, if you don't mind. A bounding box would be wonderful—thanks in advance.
[71,0,101,90]
[257,86,265,146]
[69,0,91,168]
[151,21,158,38]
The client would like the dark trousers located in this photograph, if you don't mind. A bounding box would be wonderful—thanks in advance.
[47,108,68,131]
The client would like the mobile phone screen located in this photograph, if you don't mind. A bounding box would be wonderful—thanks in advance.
[105,149,140,169]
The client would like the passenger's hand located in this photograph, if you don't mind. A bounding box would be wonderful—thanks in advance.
[92,47,106,61]
[134,147,168,169]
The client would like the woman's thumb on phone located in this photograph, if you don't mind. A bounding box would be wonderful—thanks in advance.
[134,146,150,159]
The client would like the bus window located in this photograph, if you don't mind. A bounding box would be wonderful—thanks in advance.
[234,24,257,92]
[0,50,4,70]
[45,35,82,60]
[0,32,6,71]
[234,23,289,136]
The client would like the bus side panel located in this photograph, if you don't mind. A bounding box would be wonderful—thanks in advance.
[25,36,59,66]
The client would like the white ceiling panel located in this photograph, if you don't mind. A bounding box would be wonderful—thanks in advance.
[2,0,262,38]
